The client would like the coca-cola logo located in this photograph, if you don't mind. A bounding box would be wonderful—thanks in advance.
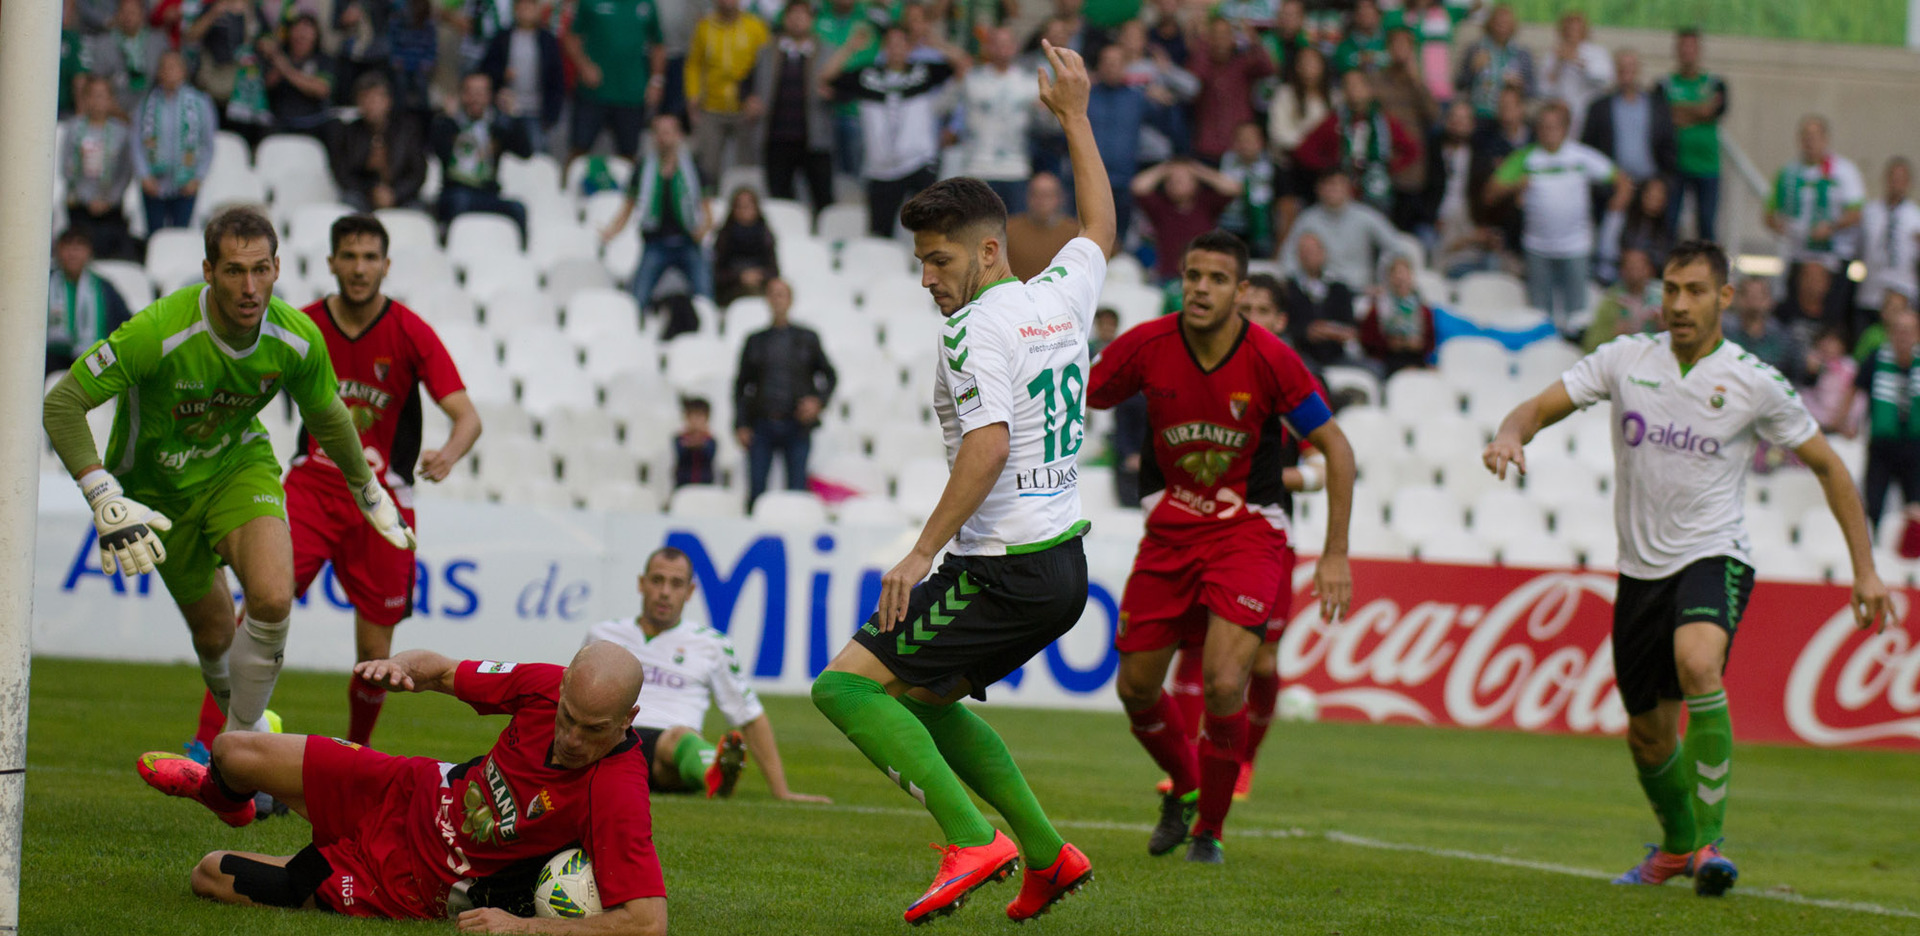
[1784,592,1920,746]
[1279,563,1626,735]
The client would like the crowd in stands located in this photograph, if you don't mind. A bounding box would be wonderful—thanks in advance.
[42,0,1920,520]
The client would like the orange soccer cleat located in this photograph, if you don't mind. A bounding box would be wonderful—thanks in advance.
[704,731,746,799]
[1006,843,1092,923]
[1611,845,1693,886]
[136,751,255,828]
[903,830,1020,925]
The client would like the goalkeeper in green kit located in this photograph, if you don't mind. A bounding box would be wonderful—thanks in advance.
[43,208,414,781]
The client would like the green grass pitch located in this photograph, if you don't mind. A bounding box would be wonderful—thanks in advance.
[19,657,1920,934]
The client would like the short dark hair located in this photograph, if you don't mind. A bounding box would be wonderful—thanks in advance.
[899,177,1008,240]
[329,214,390,257]
[1094,307,1119,323]
[644,546,692,574]
[1664,239,1731,287]
[1677,26,1702,40]
[55,228,91,248]
[1245,273,1284,306]
[352,71,391,101]
[203,206,278,264]
[681,396,711,416]
[1184,230,1250,281]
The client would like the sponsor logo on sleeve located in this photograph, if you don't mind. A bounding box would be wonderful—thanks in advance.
[475,660,517,673]
[953,376,982,417]
[84,345,117,377]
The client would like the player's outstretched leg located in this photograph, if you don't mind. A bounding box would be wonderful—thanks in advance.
[138,732,310,828]
[218,517,296,733]
[897,696,1091,921]
[811,671,1016,924]
[190,845,329,909]
[1188,619,1259,864]
[1684,690,1736,896]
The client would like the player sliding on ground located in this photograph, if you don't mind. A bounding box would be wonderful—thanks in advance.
[1152,275,1329,801]
[41,208,413,794]
[586,547,831,803]
[1483,239,1893,897]
[138,644,669,933]
[808,39,1112,925]
[186,214,482,757]
[1088,230,1355,864]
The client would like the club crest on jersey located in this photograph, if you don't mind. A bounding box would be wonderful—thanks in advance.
[525,788,553,822]
[374,358,391,382]
[1711,385,1726,409]
[1229,392,1251,421]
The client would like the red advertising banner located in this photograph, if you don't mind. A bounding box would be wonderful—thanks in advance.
[1277,559,1920,750]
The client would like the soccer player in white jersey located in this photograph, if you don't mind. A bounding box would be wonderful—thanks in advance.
[808,40,1113,926]
[1484,239,1893,897]
[585,547,831,803]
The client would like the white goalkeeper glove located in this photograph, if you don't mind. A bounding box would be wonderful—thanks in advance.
[355,478,417,550]
[80,470,173,577]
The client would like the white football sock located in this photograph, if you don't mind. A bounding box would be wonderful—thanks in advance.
[199,654,231,715]
[226,612,289,732]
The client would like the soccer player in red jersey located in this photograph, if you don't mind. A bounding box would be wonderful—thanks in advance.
[188,215,482,755]
[1088,231,1355,863]
[1155,274,1328,799]
[139,642,668,933]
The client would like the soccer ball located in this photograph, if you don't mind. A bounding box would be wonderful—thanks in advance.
[1275,685,1320,723]
[532,848,602,919]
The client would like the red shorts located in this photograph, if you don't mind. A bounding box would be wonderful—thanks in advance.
[1117,524,1294,654]
[302,735,451,919]
[286,466,417,626]
[1176,544,1297,650]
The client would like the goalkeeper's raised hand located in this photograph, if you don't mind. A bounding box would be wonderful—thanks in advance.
[80,470,172,577]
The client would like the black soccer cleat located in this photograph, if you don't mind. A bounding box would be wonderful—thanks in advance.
[1185,833,1224,864]
[1149,790,1197,856]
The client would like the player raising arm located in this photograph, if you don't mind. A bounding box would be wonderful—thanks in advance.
[139,643,668,934]
[809,39,1112,926]
[1484,239,1892,897]
[42,209,412,774]
[586,547,830,803]
[1087,230,1354,864]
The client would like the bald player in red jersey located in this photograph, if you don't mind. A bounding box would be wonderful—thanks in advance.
[140,643,668,934]
[1087,231,1356,864]
[189,214,483,753]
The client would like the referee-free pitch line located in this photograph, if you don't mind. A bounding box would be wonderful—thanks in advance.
[735,798,1920,921]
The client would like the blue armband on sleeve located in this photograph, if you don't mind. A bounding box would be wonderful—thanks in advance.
[1281,391,1332,438]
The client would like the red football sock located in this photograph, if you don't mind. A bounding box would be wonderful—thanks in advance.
[1169,649,1206,742]
[1127,691,1199,796]
[347,673,388,746]
[1194,707,1249,839]
[198,762,252,809]
[1245,672,1281,764]
[195,690,224,749]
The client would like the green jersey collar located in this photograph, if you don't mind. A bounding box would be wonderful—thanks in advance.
[1675,337,1725,378]
[972,275,1019,303]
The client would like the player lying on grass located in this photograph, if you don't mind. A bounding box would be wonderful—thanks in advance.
[586,547,830,803]
[42,208,414,766]
[808,39,1112,926]
[1088,230,1355,864]
[1483,239,1893,897]
[137,643,669,934]
[187,213,481,758]
[1153,274,1327,801]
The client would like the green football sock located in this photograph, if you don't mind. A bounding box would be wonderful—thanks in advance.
[672,732,716,791]
[811,671,997,848]
[1685,690,1732,847]
[902,695,1067,868]
[1634,746,1697,855]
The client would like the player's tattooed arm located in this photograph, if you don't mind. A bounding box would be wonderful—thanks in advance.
[355,649,459,695]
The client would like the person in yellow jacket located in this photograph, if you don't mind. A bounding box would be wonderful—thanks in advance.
[686,0,770,191]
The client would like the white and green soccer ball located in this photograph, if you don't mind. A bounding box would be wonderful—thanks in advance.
[1276,685,1320,723]
[533,848,602,919]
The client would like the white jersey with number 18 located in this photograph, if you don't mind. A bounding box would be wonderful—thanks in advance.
[933,237,1108,556]
[1561,333,1819,580]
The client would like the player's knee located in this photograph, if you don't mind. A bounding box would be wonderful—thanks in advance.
[1250,650,1279,679]
[1113,672,1161,711]
[209,731,263,774]
[1675,658,1724,696]
[190,853,229,900]
[243,591,294,625]
[1203,674,1248,712]
[1625,721,1673,765]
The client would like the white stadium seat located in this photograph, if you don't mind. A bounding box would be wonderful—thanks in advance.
[257,134,335,198]
[1389,487,1466,538]
[284,202,355,262]
[144,229,205,291]
[834,496,907,527]
[1470,489,1549,546]
[481,286,559,332]
[374,208,440,254]
[662,334,734,389]
[518,369,598,418]
[1497,535,1578,569]
[465,255,544,306]
[528,222,600,275]
[1456,271,1526,317]
[1322,365,1381,408]
[1384,369,1460,423]
[667,484,741,520]
[546,258,614,304]
[192,163,268,227]
[563,439,641,488]
[91,260,154,309]
[583,331,661,382]
[1436,337,1515,383]
[839,238,912,285]
[777,235,835,283]
[499,154,565,202]
[381,246,458,301]
[761,199,811,244]
[448,213,525,270]
[894,457,951,522]
[1415,530,1496,564]
[752,490,830,528]
[565,288,642,341]
[1515,340,1583,388]
[500,326,581,377]
[815,203,867,245]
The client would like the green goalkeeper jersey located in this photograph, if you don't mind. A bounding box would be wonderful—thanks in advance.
[69,284,338,500]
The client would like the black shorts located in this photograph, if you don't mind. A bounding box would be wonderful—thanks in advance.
[853,537,1089,702]
[632,726,675,792]
[1612,556,1754,717]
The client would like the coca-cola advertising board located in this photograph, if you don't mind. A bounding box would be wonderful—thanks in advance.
[1277,558,1920,750]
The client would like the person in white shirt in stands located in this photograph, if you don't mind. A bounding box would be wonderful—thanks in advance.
[1484,239,1890,899]
[1855,156,1920,321]
[585,546,832,803]
[955,26,1043,215]
[1484,100,1633,338]
[1541,10,1613,132]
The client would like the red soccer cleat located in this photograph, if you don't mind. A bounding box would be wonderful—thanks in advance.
[1154,776,1174,795]
[1233,760,1255,801]
[705,731,746,799]
[1611,845,1693,886]
[903,831,1019,925]
[1006,843,1092,922]
[136,751,255,827]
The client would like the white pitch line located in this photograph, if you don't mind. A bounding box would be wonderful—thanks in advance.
[727,799,1920,920]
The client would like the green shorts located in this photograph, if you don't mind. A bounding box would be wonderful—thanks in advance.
[136,453,289,605]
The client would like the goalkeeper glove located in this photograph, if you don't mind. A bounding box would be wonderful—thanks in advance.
[355,478,417,550]
[80,470,172,576]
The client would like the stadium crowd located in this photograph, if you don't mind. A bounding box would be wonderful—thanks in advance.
[43,0,1920,512]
